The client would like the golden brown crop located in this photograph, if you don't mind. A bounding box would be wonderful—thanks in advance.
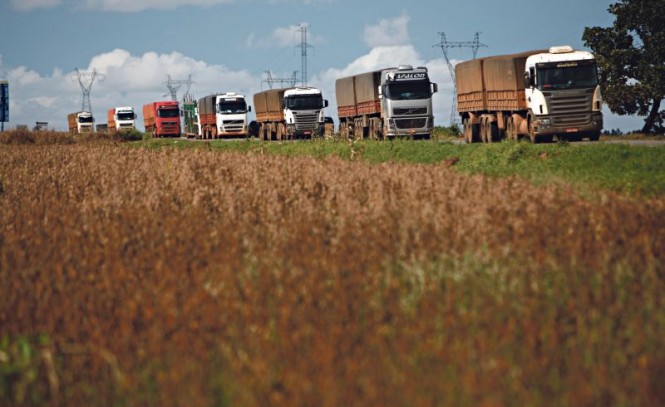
[1,143,663,406]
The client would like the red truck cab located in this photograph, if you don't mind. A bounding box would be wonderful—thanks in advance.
[143,101,181,137]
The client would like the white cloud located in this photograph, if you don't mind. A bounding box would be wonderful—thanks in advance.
[363,13,410,48]
[10,0,61,12]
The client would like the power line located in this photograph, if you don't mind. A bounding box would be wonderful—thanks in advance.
[262,70,298,90]
[433,32,487,125]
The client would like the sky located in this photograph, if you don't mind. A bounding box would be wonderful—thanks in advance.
[0,0,645,132]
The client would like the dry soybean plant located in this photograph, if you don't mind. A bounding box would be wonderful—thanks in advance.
[0,143,663,406]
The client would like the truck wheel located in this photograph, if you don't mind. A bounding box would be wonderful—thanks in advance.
[276,123,283,140]
[506,117,516,141]
[528,120,538,143]
[480,118,489,143]
[486,120,499,143]
[463,118,473,143]
[588,132,600,141]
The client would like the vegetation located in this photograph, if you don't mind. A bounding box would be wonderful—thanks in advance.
[583,0,665,134]
[1,137,664,406]
[137,137,665,198]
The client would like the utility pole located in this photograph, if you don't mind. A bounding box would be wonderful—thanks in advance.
[434,32,487,125]
[75,68,102,113]
[295,23,314,87]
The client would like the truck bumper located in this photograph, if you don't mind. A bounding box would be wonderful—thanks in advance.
[386,116,433,138]
[534,112,603,138]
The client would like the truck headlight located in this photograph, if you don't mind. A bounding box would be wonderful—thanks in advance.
[540,118,551,126]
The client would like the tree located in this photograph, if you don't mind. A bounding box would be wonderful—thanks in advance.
[583,0,665,134]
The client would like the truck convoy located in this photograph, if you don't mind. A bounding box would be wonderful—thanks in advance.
[67,111,94,134]
[107,106,136,134]
[142,101,181,137]
[456,45,603,143]
[253,87,328,140]
[196,92,251,139]
[336,65,438,139]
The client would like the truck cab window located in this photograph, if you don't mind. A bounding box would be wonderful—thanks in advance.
[384,81,431,100]
[158,109,179,118]
[284,95,324,110]
[218,101,247,114]
[537,63,598,90]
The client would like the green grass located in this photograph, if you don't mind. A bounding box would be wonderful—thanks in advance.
[135,137,665,198]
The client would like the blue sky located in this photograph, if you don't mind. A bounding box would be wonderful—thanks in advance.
[0,0,644,132]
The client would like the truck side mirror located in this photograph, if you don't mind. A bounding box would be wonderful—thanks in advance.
[525,67,536,88]
[378,85,383,99]
[248,106,252,112]
[323,100,329,108]
[431,83,438,94]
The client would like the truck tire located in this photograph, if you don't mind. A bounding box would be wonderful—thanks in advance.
[506,117,517,141]
[481,118,497,143]
[588,132,600,141]
[276,123,284,140]
[528,120,538,143]
[463,118,477,144]
[486,119,499,143]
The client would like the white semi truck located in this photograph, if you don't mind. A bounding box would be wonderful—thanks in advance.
[67,111,94,134]
[457,45,603,143]
[107,106,136,134]
[336,65,438,139]
[197,92,251,139]
[253,87,328,140]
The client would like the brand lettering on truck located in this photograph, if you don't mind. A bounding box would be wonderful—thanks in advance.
[556,62,579,68]
[393,73,428,80]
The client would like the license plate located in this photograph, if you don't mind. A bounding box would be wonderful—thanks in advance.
[566,128,579,133]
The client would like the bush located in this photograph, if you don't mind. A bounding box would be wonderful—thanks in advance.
[0,130,77,145]
[114,129,144,142]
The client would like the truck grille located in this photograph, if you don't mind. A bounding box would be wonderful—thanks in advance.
[294,112,319,131]
[544,89,594,126]
[395,118,427,129]
[222,120,245,132]
[393,107,427,115]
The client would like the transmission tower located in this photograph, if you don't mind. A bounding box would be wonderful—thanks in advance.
[434,32,487,125]
[164,74,194,101]
[75,68,102,113]
[295,23,314,86]
[262,70,298,90]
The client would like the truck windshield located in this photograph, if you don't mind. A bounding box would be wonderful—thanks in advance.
[158,108,179,118]
[218,100,247,114]
[284,95,323,110]
[537,62,598,90]
[79,116,94,123]
[384,81,432,100]
[117,112,135,120]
